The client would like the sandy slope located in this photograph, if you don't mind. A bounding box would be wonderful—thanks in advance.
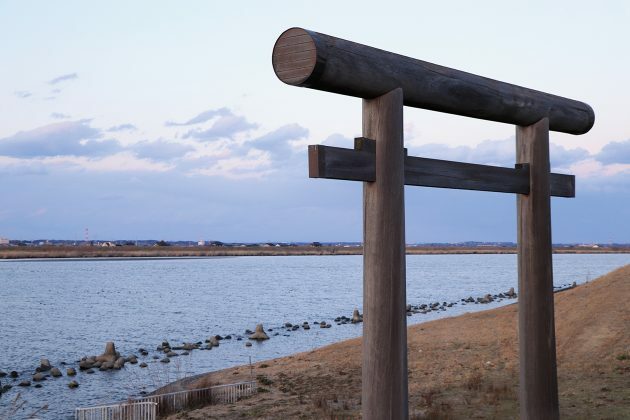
[166,264,630,419]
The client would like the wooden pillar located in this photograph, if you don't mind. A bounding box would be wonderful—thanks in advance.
[516,117,559,420]
[362,88,408,419]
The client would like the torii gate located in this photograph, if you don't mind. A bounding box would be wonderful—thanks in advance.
[272,28,594,420]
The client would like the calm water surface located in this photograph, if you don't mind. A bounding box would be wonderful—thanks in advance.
[0,254,627,418]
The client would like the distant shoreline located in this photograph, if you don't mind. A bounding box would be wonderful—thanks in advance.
[0,245,628,259]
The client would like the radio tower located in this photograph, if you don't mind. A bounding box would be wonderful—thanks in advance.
[84,228,89,245]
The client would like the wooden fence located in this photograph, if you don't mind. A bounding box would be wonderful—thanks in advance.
[75,381,257,419]
[75,401,157,420]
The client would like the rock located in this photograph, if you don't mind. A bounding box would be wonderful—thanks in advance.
[32,373,46,382]
[160,357,170,363]
[85,369,95,374]
[166,351,178,357]
[284,322,293,328]
[245,342,252,347]
[68,380,79,389]
[152,355,159,360]
[215,335,223,341]
[50,367,62,377]
[351,309,362,324]
[100,361,114,371]
[39,358,52,372]
[571,281,577,288]
[34,384,42,388]
[506,287,516,298]
[182,343,196,350]
[291,325,299,331]
[96,342,118,363]
[66,368,77,376]
[303,323,310,330]
[406,304,412,312]
[18,380,30,387]
[139,362,148,368]
[0,370,6,378]
[113,357,125,369]
[225,335,232,340]
[161,341,170,348]
[79,360,93,370]
[206,336,220,347]
[128,356,138,364]
[249,324,270,340]
[245,329,253,335]
[1,384,12,394]
[182,351,189,356]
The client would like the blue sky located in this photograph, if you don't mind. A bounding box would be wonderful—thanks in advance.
[0,1,628,242]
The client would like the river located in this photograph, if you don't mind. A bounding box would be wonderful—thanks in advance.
[0,253,627,418]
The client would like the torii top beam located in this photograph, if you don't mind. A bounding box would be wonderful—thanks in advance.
[272,28,594,135]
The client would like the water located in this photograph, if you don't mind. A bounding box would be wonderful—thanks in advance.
[0,254,627,418]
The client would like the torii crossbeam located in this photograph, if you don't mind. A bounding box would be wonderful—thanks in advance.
[272,27,594,420]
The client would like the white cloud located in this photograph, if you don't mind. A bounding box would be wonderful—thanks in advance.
[0,153,173,173]
[190,149,273,179]
[568,158,630,178]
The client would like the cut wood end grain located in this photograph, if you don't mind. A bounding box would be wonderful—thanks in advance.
[272,28,317,86]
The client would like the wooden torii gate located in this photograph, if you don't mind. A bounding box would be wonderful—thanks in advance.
[272,28,594,419]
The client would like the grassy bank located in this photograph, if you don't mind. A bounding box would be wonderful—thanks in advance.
[163,264,630,419]
[1,245,627,259]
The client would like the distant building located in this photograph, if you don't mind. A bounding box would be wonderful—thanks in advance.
[101,241,116,247]
[0,237,9,246]
[198,240,206,246]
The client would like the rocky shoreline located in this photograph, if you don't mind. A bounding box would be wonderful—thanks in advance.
[0,281,577,400]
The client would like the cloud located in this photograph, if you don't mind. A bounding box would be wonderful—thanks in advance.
[0,153,173,174]
[247,123,309,159]
[50,112,71,120]
[322,133,352,148]
[14,91,32,99]
[183,113,258,141]
[411,138,515,166]
[0,120,122,158]
[131,139,194,160]
[48,73,78,85]
[596,139,630,165]
[165,108,231,126]
[191,149,273,179]
[410,137,591,169]
[549,143,590,167]
[107,123,137,132]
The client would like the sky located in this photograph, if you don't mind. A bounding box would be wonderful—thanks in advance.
[0,0,628,243]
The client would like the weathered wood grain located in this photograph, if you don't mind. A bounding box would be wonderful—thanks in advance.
[307,140,575,197]
[516,118,560,420]
[272,28,594,135]
[362,89,408,419]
